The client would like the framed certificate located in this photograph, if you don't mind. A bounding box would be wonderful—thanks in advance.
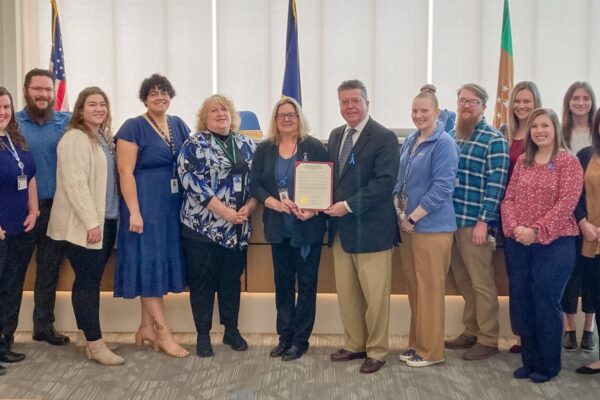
[294,161,334,210]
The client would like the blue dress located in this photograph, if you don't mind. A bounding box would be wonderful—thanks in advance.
[114,115,190,298]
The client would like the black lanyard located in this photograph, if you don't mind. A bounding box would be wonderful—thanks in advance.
[146,113,177,159]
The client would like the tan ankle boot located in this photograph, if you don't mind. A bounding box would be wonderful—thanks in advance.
[77,330,118,351]
[86,339,125,366]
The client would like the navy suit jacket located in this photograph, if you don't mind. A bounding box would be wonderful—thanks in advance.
[327,117,400,253]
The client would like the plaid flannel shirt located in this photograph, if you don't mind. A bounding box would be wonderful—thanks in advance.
[451,118,509,228]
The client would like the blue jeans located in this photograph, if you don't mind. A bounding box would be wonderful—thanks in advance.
[505,236,576,378]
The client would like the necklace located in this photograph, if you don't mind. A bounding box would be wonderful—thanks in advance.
[97,130,114,156]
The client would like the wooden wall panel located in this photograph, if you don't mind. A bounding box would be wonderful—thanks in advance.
[22,206,509,296]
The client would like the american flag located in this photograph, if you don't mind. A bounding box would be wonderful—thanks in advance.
[50,0,68,111]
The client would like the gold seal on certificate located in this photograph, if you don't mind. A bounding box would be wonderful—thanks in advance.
[294,161,333,210]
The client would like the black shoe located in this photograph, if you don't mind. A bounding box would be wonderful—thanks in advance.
[0,364,6,376]
[196,334,213,357]
[32,326,70,346]
[576,365,600,375]
[222,330,248,351]
[562,331,577,351]
[282,345,305,361]
[0,334,25,363]
[0,349,25,363]
[269,343,290,357]
[581,330,596,352]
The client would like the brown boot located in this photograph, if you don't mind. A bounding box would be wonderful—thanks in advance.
[462,343,499,360]
[76,330,118,351]
[86,339,125,366]
[444,334,477,349]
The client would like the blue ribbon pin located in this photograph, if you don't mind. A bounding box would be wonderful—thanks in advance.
[349,153,356,165]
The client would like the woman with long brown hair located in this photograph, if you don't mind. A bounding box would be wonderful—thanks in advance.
[502,108,583,382]
[47,87,124,365]
[560,81,597,352]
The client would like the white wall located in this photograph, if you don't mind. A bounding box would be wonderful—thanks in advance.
[11,0,600,137]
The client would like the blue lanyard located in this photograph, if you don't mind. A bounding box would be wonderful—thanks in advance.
[400,137,421,199]
[3,134,25,175]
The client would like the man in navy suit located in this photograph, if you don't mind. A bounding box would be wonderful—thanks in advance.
[325,79,399,374]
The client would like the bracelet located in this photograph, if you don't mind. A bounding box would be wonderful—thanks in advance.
[28,209,40,217]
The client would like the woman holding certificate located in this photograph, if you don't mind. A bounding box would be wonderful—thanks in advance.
[394,88,459,367]
[251,97,328,361]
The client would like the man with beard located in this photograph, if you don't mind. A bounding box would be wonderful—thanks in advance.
[445,83,508,360]
[14,69,71,346]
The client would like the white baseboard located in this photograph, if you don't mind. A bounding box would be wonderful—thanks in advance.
[16,292,581,336]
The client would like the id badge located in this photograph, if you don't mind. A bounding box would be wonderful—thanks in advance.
[170,178,179,194]
[233,174,242,193]
[17,174,27,191]
[278,188,289,201]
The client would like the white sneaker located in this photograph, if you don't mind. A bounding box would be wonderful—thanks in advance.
[398,348,416,362]
[406,354,444,368]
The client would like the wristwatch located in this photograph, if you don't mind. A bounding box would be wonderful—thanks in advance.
[407,217,417,225]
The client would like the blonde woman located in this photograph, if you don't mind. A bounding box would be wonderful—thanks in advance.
[251,97,328,361]
[178,95,256,357]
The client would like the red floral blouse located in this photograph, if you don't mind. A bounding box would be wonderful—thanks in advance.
[501,151,583,244]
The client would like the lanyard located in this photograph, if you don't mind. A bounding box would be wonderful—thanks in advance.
[214,133,237,164]
[146,113,177,159]
[3,134,25,175]
[146,113,178,178]
[275,142,297,188]
[400,136,423,199]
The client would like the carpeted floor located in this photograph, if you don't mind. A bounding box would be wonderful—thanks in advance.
[1,333,599,400]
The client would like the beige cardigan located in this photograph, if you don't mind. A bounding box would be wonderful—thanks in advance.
[47,129,108,249]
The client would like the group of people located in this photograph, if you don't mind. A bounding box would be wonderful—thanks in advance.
[0,69,599,383]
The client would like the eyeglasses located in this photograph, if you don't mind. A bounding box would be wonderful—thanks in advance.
[458,98,482,107]
[276,112,298,120]
[148,90,170,98]
[28,86,54,94]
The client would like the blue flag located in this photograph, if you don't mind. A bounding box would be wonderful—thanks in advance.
[282,0,301,105]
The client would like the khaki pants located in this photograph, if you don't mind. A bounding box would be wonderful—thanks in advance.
[450,227,499,347]
[399,231,453,361]
[332,236,392,361]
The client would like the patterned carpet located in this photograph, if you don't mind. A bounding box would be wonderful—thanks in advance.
[1,333,599,400]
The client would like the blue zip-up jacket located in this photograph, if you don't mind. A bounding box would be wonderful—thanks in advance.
[394,121,459,233]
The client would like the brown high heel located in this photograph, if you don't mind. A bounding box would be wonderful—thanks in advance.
[153,323,189,358]
[134,325,156,349]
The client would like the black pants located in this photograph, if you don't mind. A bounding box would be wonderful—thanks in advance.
[561,237,595,315]
[182,238,246,334]
[0,231,36,339]
[33,200,68,330]
[66,220,117,342]
[271,240,321,350]
[580,254,600,358]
